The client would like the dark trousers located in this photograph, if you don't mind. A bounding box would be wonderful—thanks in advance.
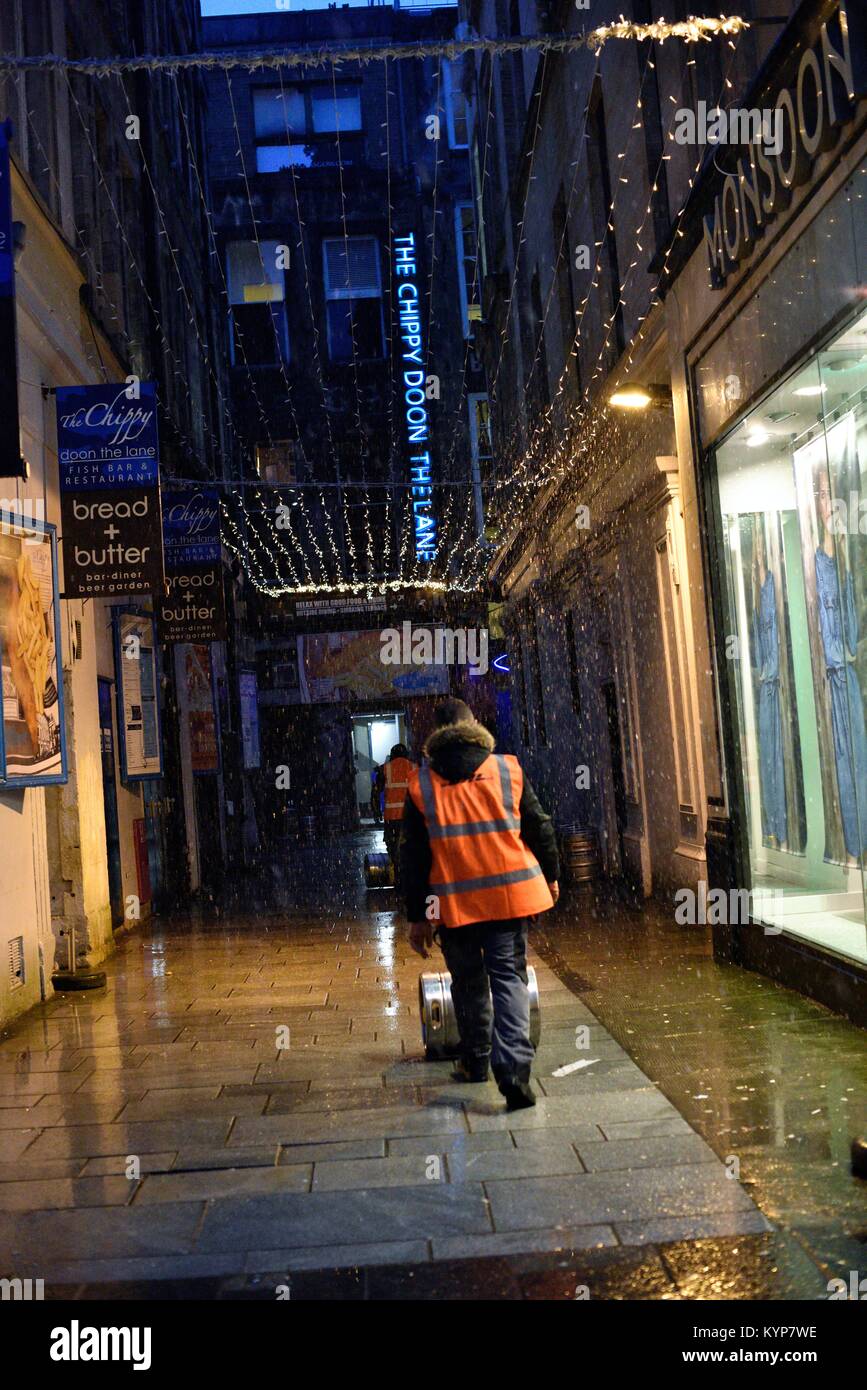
[383,822,402,888]
[438,918,534,1086]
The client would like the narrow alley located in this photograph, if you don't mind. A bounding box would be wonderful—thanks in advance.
[1,833,864,1301]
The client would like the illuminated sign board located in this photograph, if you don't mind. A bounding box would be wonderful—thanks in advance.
[393,231,437,562]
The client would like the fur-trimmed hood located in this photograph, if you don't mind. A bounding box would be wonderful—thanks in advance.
[423,720,496,783]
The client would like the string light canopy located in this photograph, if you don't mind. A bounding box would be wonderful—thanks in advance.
[1,16,750,599]
[0,19,751,75]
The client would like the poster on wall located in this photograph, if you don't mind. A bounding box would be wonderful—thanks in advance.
[736,510,806,856]
[297,629,449,703]
[184,643,219,774]
[56,382,164,598]
[0,512,67,786]
[156,488,226,643]
[794,412,867,867]
[239,669,260,770]
[114,611,162,782]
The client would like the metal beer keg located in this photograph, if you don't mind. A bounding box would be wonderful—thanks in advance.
[364,851,394,888]
[419,966,541,1058]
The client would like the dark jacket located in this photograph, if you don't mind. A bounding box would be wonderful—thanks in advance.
[401,721,560,922]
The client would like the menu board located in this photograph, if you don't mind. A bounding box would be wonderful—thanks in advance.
[115,611,162,781]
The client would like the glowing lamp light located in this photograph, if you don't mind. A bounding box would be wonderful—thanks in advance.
[746,427,769,448]
[793,384,826,397]
[609,387,652,410]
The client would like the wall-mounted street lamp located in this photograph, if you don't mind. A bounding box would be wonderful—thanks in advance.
[608,384,673,411]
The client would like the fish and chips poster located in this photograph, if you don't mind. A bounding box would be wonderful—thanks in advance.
[0,514,66,785]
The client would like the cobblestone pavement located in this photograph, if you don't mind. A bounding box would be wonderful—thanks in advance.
[0,833,864,1299]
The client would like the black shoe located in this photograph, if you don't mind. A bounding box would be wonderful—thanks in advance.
[501,1080,536,1111]
[452,1058,490,1083]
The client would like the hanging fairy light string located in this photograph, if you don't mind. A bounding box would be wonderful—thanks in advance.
[434,42,604,576]
[274,61,366,583]
[174,73,276,457]
[457,28,748,590]
[58,68,242,479]
[225,64,352,587]
[427,44,498,573]
[10,17,751,597]
[0,18,751,76]
[329,59,379,585]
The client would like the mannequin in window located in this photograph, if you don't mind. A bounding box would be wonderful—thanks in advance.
[751,517,787,850]
[815,465,867,864]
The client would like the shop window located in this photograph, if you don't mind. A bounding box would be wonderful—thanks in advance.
[323,236,384,362]
[714,304,867,964]
[443,59,470,149]
[252,83,361,171]
[468,392,494,539]
[455,203,481,337]
[226,240,288,365]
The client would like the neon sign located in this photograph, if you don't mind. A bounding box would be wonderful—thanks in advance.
[393,232,437,561]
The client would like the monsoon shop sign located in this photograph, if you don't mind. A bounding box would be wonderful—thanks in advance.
[393,231,437,563]
[704,0,867,288]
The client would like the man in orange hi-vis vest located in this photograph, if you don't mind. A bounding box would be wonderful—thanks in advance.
[382,743,415,886]
[402,699,559,1111]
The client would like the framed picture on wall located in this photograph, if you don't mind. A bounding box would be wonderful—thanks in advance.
[114,610,163,783]
[0,511,67,787]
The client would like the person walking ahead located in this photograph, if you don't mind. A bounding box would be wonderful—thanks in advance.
[402,699,559,1111]
[382,743,414,883]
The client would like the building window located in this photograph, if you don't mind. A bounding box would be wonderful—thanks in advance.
[455,203,480,337]
[252,83,362,172]
[226,240,288,366]
[528,611,548,746]
[443,59,469,149]
[712,303,867,964]
[468,393,494,540]
[323,237,384,362]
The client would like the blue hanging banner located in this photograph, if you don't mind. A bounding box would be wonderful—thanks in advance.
[156,487,227,643]
[55,382,164,598]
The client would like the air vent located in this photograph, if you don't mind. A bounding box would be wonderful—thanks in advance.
[8,936,25,991]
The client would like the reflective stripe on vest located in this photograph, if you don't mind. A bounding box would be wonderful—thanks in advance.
[384,757,413,819]
[418,758,520,839]
[408,752,553,927]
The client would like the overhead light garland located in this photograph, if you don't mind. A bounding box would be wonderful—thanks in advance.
[0,19,751,75]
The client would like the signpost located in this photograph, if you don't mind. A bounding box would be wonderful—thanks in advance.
[56,382,164,597]
[156,487,226,643]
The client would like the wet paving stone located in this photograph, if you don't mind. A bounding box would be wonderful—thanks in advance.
[0,853,864,1297]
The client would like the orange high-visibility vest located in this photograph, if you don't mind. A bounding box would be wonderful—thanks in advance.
[407,753,554,927]
[384,756,414,821]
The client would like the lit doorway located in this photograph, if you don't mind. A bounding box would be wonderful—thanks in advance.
[351,711,406,822]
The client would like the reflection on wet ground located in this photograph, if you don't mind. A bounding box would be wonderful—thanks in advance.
[0,831,864,1299]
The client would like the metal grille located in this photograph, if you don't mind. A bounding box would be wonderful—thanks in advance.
[8,936,24,991]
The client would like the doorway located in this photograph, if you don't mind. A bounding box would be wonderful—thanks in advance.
[351,711,406,822]
[97,679,124,927]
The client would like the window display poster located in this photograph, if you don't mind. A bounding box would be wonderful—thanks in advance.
[239,669,261,770]
[738,511,806,854]
[157,488,227,644]
[115,611,162,781]
[794,413,867,866]
[56,382,164,599]
[185,643,219,774]
[0,513,67,785]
